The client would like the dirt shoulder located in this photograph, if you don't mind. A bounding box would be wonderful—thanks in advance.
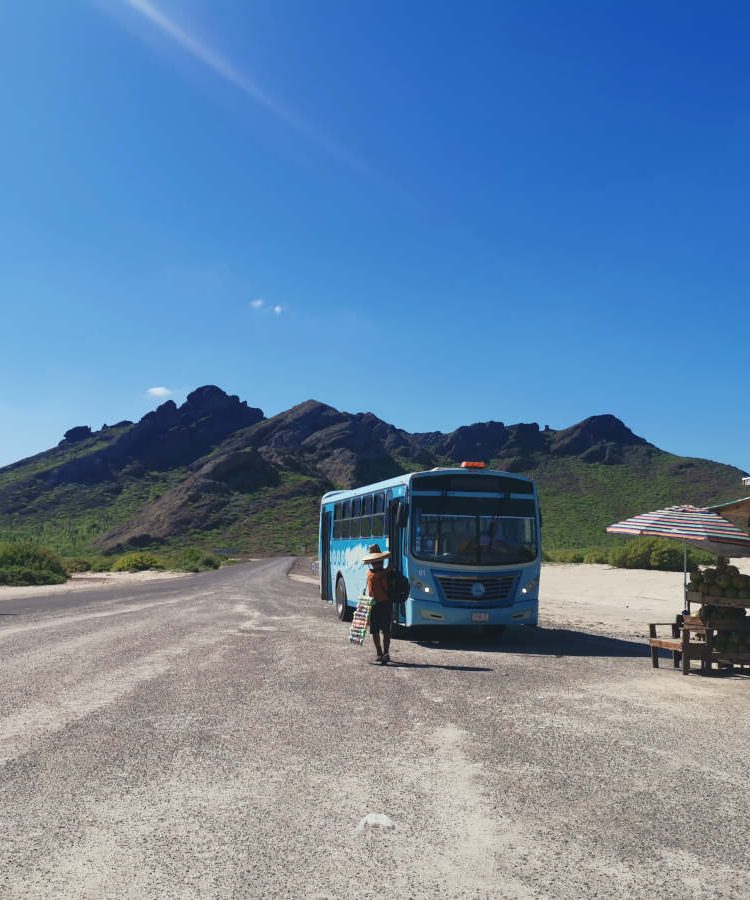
[0,570,189,603]
[287,556,318,584]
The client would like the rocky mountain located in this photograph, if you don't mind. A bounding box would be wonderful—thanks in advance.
[0,386,746,556]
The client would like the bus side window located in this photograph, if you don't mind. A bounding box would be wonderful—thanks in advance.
[341,501,352,539]
[333,503,342,539]
[371,493,385,536]
[361,495,373,538]
[350,498,362,539]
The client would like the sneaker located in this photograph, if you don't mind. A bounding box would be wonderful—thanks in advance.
[375,651,383,661]
[381,653,390,665]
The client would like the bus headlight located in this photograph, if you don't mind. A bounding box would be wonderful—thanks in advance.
[412,579,432,595]
[521,576,539,595]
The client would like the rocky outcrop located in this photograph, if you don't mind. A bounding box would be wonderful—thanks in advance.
[61,426,92,444]
[40,455,115,487]
[38,386,265,487]
[425,421,510,461]
[213,400,434,488]
[102,386,264,471]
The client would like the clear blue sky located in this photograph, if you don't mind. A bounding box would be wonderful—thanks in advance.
[1,1,748,473]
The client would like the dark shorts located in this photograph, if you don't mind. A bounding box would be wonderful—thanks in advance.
[370,601,393,635]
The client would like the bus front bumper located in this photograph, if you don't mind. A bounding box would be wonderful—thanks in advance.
[404,598,538,628]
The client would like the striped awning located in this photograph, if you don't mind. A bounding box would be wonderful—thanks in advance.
[606,505,750,558]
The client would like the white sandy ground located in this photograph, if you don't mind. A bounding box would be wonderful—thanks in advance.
[540,559,750,638]
[0,570,189,601]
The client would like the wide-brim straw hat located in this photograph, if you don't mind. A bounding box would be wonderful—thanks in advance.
[361,543,391,564]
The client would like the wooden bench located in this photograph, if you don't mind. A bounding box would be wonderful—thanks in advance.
[648,621,682,669]
[649,617,714,675]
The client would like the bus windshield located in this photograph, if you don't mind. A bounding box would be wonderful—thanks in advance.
[411,495,538,566]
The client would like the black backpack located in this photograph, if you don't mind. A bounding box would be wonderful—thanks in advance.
[386,569,410,603]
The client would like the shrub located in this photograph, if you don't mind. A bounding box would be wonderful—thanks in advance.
[583,549,610,564]
[112,552,164,573]
[0,567,67,586]
[543,540,714,571]
[546,549,586,564]
[646,543,685,571]
[607,538,713,572]
[0,542,68,585]
[63,557,93,573]
[174,548,221,573]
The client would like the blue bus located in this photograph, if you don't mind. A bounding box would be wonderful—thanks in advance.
[318,463,541,630]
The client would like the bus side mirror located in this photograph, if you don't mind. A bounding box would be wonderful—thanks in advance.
[397,502,409,527]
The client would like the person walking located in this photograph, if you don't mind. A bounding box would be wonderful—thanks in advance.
[361,543,393,665]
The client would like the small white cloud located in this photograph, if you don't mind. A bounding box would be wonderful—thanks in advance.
[147,386,173,398]
[273,304,283,315]
[250,298,265,309]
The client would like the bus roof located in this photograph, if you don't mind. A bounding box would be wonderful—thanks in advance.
[320,467,533,504]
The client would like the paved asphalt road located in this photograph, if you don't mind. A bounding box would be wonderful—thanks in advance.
[1,559,749,899]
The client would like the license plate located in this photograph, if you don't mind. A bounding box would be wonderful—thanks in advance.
[472,612,490,623]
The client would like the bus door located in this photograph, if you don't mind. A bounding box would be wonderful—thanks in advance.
[388,497,407,624]
[320,510,332,602]
[388,498,406,571]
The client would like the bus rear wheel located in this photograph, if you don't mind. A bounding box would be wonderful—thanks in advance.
[335,577,352,622]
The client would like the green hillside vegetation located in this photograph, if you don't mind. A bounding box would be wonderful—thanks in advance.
[529,450,742,551]
[139,471,324,558]
[0,469,188,555]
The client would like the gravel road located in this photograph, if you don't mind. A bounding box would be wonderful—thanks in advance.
[2,558,749,899]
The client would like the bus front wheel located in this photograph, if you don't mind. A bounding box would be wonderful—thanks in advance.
[335,577,353,622]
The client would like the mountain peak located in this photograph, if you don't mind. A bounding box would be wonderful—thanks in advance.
[551,414,648,462]
[565,414,646,445]
[181,385,262,419]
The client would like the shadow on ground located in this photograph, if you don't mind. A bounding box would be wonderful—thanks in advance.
[385,660,493,672]
[404,625,649,659]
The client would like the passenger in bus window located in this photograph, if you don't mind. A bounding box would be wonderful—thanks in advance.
[362,543,393,665]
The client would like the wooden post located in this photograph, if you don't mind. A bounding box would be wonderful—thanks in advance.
[704,627,713,675]
[649,623,659,668]
[682,626,690,676]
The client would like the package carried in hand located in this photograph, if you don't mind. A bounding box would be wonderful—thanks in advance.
[348,596,375,646]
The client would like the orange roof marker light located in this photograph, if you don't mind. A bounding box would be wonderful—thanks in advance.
[460,461,486,469]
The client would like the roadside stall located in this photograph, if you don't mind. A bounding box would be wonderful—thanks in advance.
[606,499,750,675]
